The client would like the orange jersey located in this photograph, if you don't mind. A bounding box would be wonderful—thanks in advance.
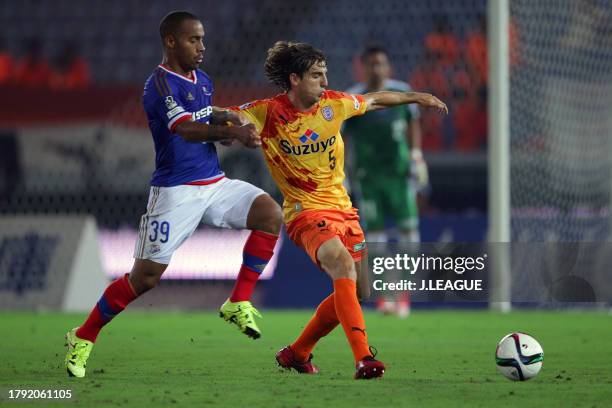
[232,91,367,223]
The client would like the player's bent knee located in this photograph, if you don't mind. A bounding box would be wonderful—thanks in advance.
[129,273,161,294]
[262,204,283,235]
[247,194,282,235]
[140,274,161,292]
[336,263,357,281]
[323,251,356,281]
[130,259,166,295]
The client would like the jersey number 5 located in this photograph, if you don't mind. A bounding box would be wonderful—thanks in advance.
[329,149,336,170]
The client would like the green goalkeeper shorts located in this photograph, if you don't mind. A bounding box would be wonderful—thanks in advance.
[355,176,418,232]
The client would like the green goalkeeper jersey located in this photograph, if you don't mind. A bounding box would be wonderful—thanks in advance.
[344,79,420,180]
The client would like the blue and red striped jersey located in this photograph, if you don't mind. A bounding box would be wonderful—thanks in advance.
[142,64,224,187]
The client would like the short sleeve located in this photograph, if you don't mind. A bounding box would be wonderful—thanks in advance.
[228,100,269,134]
[330,91,367,120]
[151,90,192,133]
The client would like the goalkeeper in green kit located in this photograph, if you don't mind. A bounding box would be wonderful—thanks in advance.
[344,46,428,318]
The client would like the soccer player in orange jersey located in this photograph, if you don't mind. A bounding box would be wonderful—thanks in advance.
[232,41,447,379]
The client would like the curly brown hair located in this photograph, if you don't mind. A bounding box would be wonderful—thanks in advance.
[264,41,326,91]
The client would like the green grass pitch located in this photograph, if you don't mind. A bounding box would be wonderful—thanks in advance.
[1,310,611,407]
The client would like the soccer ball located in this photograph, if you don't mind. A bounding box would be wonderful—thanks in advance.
[495,332,544,381]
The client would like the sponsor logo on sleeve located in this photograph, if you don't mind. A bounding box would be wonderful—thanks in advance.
[167,106,185,119]
[351,95,361,110]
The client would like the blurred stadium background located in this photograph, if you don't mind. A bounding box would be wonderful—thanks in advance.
[1,0,612,312]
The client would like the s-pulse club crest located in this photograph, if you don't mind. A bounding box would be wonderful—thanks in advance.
[321,106,334,121]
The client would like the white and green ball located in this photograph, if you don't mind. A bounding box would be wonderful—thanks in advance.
[495,332,544,381]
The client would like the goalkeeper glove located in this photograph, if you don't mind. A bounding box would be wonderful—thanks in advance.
[410,148,429,189]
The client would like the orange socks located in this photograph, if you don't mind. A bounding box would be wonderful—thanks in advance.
[291,279,371,363]
[333,278,371,362]
[291,293,339,361]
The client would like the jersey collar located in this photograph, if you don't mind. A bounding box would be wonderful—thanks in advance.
[278,92,321,114]
[158,64,197,84]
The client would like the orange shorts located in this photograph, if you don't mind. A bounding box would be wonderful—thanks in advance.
[286,208,367,267]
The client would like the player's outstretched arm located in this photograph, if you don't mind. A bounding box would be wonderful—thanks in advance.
[364,91,448,114]
[175,120,261,148]
[211,107,245,126]
[209,108,249,146]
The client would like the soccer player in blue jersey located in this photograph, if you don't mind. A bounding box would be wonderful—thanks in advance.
[64,11,283,378]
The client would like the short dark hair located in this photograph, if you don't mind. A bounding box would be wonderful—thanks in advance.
[159,11,199,40]
[360,45,389,63]
[264,41,326,91]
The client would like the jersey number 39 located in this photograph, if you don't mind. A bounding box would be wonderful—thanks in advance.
[149,221,170,243]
